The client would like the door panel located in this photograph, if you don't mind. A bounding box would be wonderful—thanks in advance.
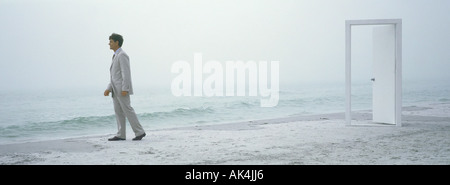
[372,25,395,124]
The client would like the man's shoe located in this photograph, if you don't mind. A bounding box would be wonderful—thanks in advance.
[132,133,146,141]
[108,136,125,141]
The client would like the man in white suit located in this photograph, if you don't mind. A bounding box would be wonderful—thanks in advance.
[104,33,146,141]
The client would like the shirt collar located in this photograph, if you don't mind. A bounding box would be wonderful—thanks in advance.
[114,47,122,55]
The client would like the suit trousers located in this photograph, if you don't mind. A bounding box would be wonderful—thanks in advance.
[112,94,145,139]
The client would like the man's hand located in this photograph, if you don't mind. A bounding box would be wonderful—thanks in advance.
[104,90,110,96]
[121,91,128,96]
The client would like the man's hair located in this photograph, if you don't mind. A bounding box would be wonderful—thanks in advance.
[109,33,124,47]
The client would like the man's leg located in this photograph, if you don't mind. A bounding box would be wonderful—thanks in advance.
[113,95,127,139]
[116,94,145,136]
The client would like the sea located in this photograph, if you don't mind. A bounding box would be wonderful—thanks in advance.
[0,79,449,145]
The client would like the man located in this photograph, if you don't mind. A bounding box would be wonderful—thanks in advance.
[104,33,146,141]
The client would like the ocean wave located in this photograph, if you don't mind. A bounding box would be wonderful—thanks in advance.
[0,115,116,138]
[139,106,215,119]
[278,98,306,105]
[277,96,342,106]
[0,106,217,134]
[0,106,220,139]
[225,100,259,109]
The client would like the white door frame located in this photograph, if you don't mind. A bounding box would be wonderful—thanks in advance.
[345,19,402,126]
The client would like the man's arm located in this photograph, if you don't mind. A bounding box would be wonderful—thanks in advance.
[106,83,112,91]
[119,54,131,96]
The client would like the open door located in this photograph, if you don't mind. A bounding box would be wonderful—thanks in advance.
[346,19,402,126]
[372,25,396,124]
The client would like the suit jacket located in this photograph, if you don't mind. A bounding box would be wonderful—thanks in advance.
[106,48,134,97]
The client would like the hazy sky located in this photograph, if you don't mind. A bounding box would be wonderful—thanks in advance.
[1,0,449,91]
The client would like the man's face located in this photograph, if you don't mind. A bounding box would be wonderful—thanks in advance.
[109,39,119,50]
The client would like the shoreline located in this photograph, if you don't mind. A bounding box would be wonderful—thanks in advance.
[0,105,449,165]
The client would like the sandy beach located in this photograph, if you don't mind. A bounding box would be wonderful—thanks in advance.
[0,103,448,165]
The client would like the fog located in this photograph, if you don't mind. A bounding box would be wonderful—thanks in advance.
[1,0,449,92]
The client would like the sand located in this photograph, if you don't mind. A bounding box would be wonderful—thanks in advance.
[0,103,449,165]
